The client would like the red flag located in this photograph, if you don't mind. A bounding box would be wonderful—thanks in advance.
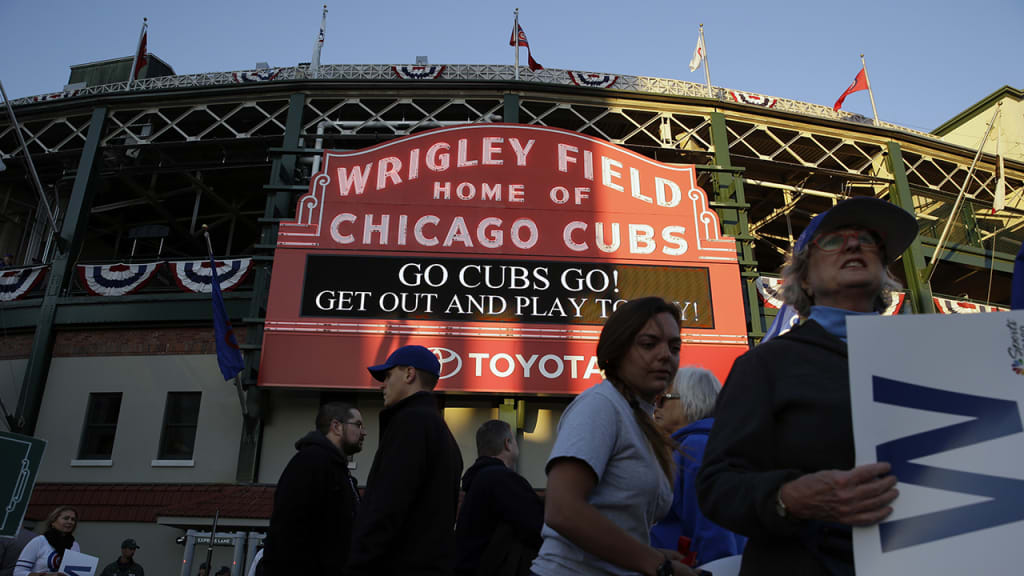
[131,20,149,81]
[509,22,543,71]
[833,67,867,112]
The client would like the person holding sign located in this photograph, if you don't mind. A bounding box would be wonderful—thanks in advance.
[14,507,81,576]
[531,297,700,576]
[697,197,914,575]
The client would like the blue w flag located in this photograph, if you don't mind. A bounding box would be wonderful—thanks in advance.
[210,254,245,380]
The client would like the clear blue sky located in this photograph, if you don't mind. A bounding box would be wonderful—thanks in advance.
[2,0,1020,133]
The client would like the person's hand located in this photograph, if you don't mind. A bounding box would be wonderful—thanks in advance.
[780,461,899,525]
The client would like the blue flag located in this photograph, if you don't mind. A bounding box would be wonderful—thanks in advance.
[760,303,800,343]
[210,254,245,380]
[1012,243,1024,310]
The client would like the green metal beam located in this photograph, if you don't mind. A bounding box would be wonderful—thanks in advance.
[709,112,763,341]
[885,142,936,313]
[503,93,520,124]
[235,92,306,483]
[918,237,1015,274]
[15,107,107,434]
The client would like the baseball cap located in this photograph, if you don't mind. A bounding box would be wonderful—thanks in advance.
[793,196,917,263]
[367,345,440,381]
[121,538,139,549]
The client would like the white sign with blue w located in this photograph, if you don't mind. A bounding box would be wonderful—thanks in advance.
[849,312,1024,574]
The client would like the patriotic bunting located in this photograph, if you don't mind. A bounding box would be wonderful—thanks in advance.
[0,265,48,302]
[392,65,446,80]
[567,71,618,89]
[170,258,252,293]
[232,69,282,83]
[756,276,906,316]
[933,296,1008,314]
[728,90,777,108]
[77,262,162,296]
[27,90,82,103]
[755,277,785,309]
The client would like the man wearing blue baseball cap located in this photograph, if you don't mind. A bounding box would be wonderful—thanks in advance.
[347,345,464,576]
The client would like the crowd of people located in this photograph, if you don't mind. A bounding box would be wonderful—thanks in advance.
[263,196,912,576]
[2,196,913,576]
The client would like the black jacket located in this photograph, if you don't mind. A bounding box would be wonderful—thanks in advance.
[347,391,464,576]
[697,320,855,576]
[454,456,543,576]
[264,431,357,576]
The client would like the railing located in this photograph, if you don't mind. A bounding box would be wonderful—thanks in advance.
[8,63,934,139]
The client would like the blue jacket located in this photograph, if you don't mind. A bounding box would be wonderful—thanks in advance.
[650,418,746,565]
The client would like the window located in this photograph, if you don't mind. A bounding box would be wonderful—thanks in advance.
[157,392,202,460]
[78,393,123,460]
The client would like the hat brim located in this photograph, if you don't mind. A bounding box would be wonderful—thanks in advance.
[367,364,391,381]
[812,197,918,263]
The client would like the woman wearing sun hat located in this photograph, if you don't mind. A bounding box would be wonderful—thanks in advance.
[697,196,918,575]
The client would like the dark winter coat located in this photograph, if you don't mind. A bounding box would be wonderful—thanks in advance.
[347,391,464,576]
[263,431,358,576]
[697,320,855,576]
[454,456,543,576]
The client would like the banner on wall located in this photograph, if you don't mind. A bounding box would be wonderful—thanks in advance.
[259,124,750,394]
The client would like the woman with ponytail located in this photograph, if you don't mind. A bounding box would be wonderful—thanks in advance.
[531,297,698,576]
[14,506,80,576]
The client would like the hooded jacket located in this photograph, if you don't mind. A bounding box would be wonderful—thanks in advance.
[264,431,357,576]
[650,418,746,565]
[697,320,855,575]
[347,391,463,576]
[454,456,543,576]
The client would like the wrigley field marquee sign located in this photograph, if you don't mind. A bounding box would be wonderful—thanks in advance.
[259,124,748,394]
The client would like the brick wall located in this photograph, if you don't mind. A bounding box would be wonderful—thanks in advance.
[51,326,248,357]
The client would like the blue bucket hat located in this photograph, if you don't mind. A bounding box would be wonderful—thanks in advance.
[367,345,441,381]
[793,196,917,263]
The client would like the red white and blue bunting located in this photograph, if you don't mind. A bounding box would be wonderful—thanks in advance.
[933,297,1008,314]
[756,276,905,315]
[392,65,446,80]
[170,258,252,294]
[77,262,162,296]
[231,69,282,83]
[0,265,48,302]
[567,71,619,89]
[728,90,778,108]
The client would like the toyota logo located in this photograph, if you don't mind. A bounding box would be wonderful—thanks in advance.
[429,347,462,379]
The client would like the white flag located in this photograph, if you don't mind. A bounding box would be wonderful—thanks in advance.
[689,34,704,72]
[310,5,327,78]
[994,112,1006,212]
[994,153,1006,212]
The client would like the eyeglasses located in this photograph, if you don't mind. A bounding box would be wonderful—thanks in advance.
[342,421,365,430]
[812,229,883,253]
[655,393,680,408]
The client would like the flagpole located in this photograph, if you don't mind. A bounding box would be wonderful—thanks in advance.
[927,105,1001,282]
[860,54,879,126]
[128,17,147,87]
[514,8,521,81]
[700,24,713,98]
[311,5,327,79]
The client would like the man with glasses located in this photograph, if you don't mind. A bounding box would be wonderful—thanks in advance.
[347,345,463,576]
[263,402,366,576]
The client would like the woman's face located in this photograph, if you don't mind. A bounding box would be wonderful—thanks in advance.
[654,392,687,433]
[801,226,884,312]
[51,509,77,534]
[617,311,681,403]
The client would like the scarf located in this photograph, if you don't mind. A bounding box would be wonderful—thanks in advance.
[44,527,76,554]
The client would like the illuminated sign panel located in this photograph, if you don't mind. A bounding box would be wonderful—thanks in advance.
[259,124,748,394]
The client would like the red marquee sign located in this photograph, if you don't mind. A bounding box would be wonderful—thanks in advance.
[259,124,748,394]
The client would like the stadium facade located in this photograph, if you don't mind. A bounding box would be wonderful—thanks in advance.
[1,55,1021,576]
